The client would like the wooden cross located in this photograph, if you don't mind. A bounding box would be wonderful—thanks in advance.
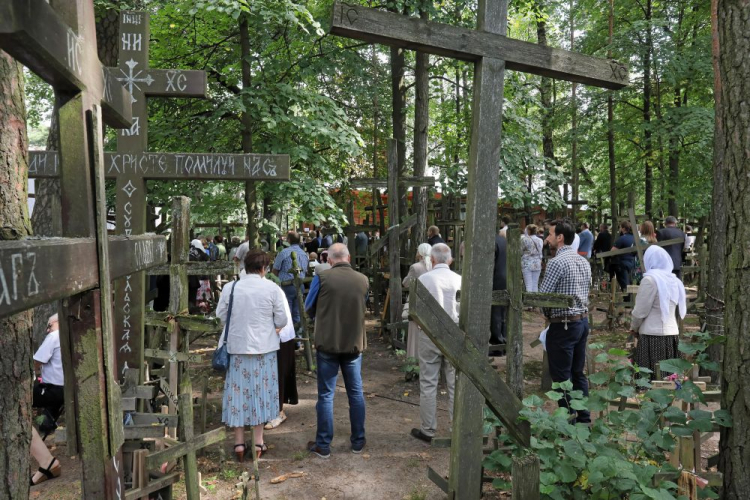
[26,10,292,383]
[0,1,178,497]
[330,2,628,497]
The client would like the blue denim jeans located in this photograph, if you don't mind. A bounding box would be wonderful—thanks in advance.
[281,284,301,326]
[546,318,591,423]
[315,351,366,452]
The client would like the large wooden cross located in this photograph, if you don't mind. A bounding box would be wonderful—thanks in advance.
[0,1,174,497]
[26,10,292,382]
[330,1,628,497]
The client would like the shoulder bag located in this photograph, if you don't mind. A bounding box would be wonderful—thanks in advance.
[212,281,237,373]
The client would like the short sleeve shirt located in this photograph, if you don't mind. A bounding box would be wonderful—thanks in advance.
[34,330,64,386]
[234,241,250,263]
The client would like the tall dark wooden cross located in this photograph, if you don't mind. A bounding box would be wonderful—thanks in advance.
[0,0,171,497]
[330,1,628,497]
[26,10,292,382]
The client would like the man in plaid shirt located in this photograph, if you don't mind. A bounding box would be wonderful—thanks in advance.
[540,218,592,424]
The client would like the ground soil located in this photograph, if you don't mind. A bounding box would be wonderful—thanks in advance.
[29,289,720,499]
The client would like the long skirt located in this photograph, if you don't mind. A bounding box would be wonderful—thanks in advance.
[222,352,280,427]
[278,338,299,408]
[633,334,680,380]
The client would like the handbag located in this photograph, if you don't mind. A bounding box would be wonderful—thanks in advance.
[212,281,237,373]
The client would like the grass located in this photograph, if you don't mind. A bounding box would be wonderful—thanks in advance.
[405,457,421,469]
[292,450,309,461]
[219,467,239,481]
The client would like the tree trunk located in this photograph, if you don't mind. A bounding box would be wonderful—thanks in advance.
[717,2,750,496]
[607,0,618,220]
[239,14,259,246]
[667,87,681,217]
[0,49,34,500]
[389,4,407,227]
[412,9,430,251]
[569,0,579,222]
[536,1,556,198]
[705,0,726,386]
[642,0,654,216]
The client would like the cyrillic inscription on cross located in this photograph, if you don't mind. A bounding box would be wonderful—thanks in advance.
[18,11,290,381]
[330,2,628,498]
[0,1,171,498]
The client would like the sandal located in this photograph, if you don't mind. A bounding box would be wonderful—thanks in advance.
[255,443,268,459]
[234,443,246,463]
[264,412,287,430]
[30,457,61,486]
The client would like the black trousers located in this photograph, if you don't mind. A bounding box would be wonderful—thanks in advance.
[546,318,590,423]
[33,380,65,419]
[490,305,507,345]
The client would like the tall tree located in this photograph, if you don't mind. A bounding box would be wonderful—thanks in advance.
[239,13,259,246]
[642,0,655,216]
[706,0,726,384]
[607,0,618,220]
[412,6,430,250]
[0,49,34,500]
[717,1,750,497]
[569,0,579,221]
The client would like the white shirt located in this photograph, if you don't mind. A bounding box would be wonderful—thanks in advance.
[216,274,288,355]
[418,263,462,323]
[34,330,64,386]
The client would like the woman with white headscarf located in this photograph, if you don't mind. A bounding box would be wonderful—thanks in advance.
[402,243,433,358]
[630,245,687,378]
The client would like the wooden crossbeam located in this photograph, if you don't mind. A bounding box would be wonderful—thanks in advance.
[145,348,203,364]
[491,290,573,308]
[148,260,235,276]
[124,472,181,500]
[145,426,225,470]
[369,213,418,256]
[0,234,167,318]
[144,311,222,332]
[28,150,290,181]
[595,237,683,259]
[409,280,531,447]
[330,2,628,90]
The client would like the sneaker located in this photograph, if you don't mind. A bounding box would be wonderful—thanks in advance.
[264,412,287,430]
[307,441,331,459]
[410,428,432,443]
[351,438,366,454]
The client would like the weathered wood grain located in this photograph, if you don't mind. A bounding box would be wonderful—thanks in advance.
[144,427,225,469]
[506,228,524,399]
[491,290,573,308]
[387,140,403,343]
[511,455,540,500]
[330,2,628,90]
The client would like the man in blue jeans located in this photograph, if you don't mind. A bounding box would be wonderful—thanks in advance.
[304,243,369,457]
[540,219,592,424]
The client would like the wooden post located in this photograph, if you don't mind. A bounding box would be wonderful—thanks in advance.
[506,227,524,398]
[291,252,314,370]
[387,140,402,342]
[511,455,540,500]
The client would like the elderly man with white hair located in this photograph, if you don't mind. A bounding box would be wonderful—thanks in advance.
[410,243,460,443]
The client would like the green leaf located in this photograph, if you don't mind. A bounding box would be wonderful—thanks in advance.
[675,380,707,404]
[659,358,693,374]
[663,406,687,425]
[608,348,630,357]
[552,380,574,391]
[557,464,578,483]
[546,390,563,401]
[646,389,675,406]
[589,372,611,385]
[713,409,733,427]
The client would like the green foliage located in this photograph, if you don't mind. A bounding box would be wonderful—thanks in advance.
[484,344,729,499]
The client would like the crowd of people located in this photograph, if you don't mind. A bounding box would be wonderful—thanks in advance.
[28,213,691,481]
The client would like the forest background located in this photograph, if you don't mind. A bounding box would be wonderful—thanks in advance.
[25,0,715,235]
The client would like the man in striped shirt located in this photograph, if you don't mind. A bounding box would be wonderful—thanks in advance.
[540,218,592,424]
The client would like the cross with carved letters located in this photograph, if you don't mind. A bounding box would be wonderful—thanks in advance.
[330,1,629,497]
[0,1,172,498]
[26,10,292,383]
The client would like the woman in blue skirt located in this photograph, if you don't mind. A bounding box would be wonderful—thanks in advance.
[217,249,288,462]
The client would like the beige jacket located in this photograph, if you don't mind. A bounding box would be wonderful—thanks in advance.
[630,276,679,336]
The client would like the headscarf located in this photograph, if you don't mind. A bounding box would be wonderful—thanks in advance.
[643,245,687,322]
[417,242,432,271]
[190,239,204,250]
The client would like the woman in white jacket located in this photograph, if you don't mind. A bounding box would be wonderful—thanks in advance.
[630,246,686,378]
[217,250,288,462]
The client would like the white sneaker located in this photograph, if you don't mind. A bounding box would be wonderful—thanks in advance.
[264,412,287,429]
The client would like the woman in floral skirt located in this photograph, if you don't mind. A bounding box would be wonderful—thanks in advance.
[217,250,288,462]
